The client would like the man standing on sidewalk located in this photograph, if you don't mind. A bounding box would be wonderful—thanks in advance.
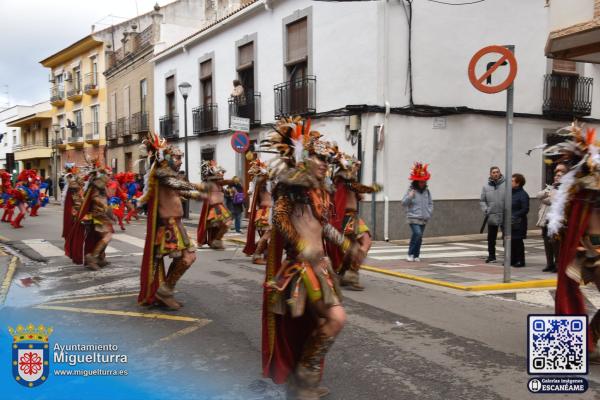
[480,166,506,263]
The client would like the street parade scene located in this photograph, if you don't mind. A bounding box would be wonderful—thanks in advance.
[2,0,600,399]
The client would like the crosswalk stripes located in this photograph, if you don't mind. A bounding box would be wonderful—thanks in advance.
[15,236,237,261]
[368,243,488,260]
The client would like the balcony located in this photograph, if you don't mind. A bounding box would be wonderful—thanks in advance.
[13,141,53,161]
[274,76,316,119]
[228,91,261,127]
[67,81,83,102]
[106,122,118,141]
[84,122,101,144]
[50,85,65,107]
[67,135,84,147]
[52,137,67,150]
[159,114,179,139]
[542,74,593,118]
[117,117,130,137]
[130,112,149,134]
[84,73,98,95]
[192,105,218,135]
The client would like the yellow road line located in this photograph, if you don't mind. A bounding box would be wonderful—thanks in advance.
[34,304,202,322]
[156,321,211,344]
[44,293,139,305]
[361,265,557,292]
[0,256,19,304]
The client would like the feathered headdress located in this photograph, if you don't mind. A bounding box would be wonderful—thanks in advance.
[544,121,600,235]
[409,162,431,181]
[247,159,268,178]
[332,147,361,180]
[200,160,226,181]
[261,116,333,179]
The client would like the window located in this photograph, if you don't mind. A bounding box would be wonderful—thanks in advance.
[73,110,82,136]
[286,18,308,70]
[200,60,213,106]
[201,147,215,162]
[125,152,132,172]
[166,75,176,116]
[91,105,99,135]
[73,66,81,91]
[123,87,130,118]
[238,42,254,91]
[111,92,117,122]
[140,79,147,114]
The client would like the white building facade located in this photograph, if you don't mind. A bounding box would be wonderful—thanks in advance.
[153,0,600,239]
[0,106,23,172]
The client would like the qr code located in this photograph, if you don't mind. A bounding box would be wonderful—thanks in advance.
[528,315,587,374]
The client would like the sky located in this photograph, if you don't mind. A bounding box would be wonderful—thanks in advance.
[0,0,165,108]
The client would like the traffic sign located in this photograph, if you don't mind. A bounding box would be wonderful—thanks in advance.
[468,45,517,94]
[230,116,250,133]
[231,131,250,153]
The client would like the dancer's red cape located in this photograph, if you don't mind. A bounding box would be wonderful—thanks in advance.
[62,190,74,257]
[138,168,164,305]
[196,200,210,245]
[243,181,262,256]
[66,189,99,265]
[554,196,594,350]
[262,230,317,384]
[326,180,348,272]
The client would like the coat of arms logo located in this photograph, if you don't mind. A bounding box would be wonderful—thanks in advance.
[9,323,53,387]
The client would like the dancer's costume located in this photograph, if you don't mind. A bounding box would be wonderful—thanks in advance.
[28,174,48,217]
[0,170,15,223]
[243,159,272,264]
[124,172,142,223]
[138,132,208,310]
[544,122,600,357]
[262,117,362,399]
[328,152,381,290]
[11,170,36,229]
[66,159,114,270]
[62,163,83,258]
[109,174,128,230]
[197,160,233,249]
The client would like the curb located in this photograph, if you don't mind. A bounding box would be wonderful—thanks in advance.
[226,238,556,292]
[0,256,19,305]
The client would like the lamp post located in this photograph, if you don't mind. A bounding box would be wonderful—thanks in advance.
[178,81,191,219]
[53,126,59,200]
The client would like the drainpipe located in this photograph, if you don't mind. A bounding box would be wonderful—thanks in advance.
[371,125,379,239]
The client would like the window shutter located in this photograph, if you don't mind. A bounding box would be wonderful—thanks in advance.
[166,76,175,93]
[200,60,212,79]
[287,18,307,63]
[238,42,254,68]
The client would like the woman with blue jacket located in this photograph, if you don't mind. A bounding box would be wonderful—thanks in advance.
[401,163,433,262]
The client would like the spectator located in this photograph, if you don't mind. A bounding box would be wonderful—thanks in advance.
[58,175,65,192]
[480,166,506,263]
[536,167,564,272]
[45,176,53,197]
[401,162,433,262]
[231,80,245,102]
[511,173,530,267]
[229,176,244,234]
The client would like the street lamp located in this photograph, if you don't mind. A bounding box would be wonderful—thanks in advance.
[53,126,60,200]
[178,81,191,219]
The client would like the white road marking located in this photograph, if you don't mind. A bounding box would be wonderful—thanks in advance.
[583,288,600,310]
[450,242,505,251]
[368,246,465,254]
[515,291,555,307]
[371,250,488,260]
[22,239,64,257]
[111,233,146,248]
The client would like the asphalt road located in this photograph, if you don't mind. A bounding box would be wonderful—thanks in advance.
[0,205,599,399]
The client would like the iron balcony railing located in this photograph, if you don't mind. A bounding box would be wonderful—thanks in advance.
[159,114,179,139]
[228,91,261,126]
[52,137,65,147]
[67,80,82,98]
[50,85,65,102]
[84,73,98,92]
[106,122,118,140]
[192,104,218,135]
[117,117,130,137]
[542,74,593,117]
[130,111,149,134]
[13,141,50,152]
[67,135,84,144]
[274,76,316,119]
[84,122,100,140]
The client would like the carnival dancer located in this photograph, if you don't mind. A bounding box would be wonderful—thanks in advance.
[545,122,600,360]
[328,151,381,291]
[137,132,208,310]
[66,158,115,270]
[197,160,234,250]
[108,173,127,231]
[62,163,83,258]
[11,170,36,229]
[243,158,272,265]
[262,117,363,399]
[124,172,141,223]
[0,170,15,223]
